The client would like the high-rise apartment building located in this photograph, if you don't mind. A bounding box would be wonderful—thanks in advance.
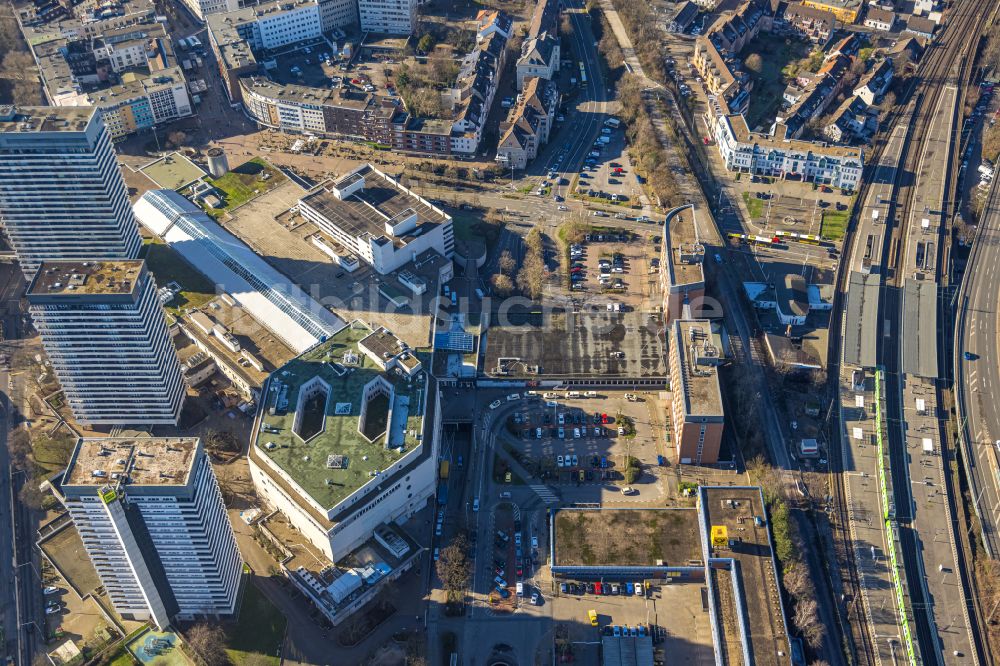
[358,0,417,35]
[55,438,243,628]
[27,260,185,426]
[0,106,141,276]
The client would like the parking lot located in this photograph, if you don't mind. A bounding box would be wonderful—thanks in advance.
[569,231,662,310]
[572,121,645,207]
[498,391,668,500]
[547,579,713,665]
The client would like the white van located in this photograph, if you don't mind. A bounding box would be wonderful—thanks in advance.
[516,582,525,597]
[585,391,598,398]
[566,391,581,399]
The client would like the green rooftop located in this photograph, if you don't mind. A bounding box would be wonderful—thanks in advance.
[253,322,427,510]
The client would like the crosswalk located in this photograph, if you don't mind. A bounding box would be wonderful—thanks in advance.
[529,484,560,504]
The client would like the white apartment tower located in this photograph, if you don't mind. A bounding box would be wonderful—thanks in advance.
[0,106,141,276]
[358,0,418,34]
[27,260,186,426]
[56,438,243,628]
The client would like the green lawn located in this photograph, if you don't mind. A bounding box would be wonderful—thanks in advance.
[452,213,502,246]
[820,209,850,240]
[742,192,765,219]
[202,158,285,218]
[225,582,287,666]
[743,39,810,130]
[108,647,138,666]
[141,239,218,313]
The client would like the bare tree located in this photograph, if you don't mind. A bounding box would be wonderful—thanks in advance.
[185,623,231,666]
[498,250,516,275]
[491,273,514,296]
[435,534,471,592]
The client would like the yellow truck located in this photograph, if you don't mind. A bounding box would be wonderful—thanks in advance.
[588,609,599,626]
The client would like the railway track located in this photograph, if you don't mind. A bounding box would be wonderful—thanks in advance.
[876,0,992,661]
[826,0,993,663]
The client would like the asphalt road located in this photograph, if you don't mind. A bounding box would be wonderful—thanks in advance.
[956,172,1000,558]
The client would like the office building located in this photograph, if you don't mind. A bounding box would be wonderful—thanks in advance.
[55,438,243,629]
[178,0,239,20]
[668,319,725,465]
[297,164,455,275]
[248,321,441,562]
[660,205,706,323]
[0,107,141,275]
[27,260,185,426]
[358,0,418,35]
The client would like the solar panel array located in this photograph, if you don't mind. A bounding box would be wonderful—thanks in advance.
[435,331,474,352]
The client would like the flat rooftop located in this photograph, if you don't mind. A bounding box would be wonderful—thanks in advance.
[179,297,297,387]
[62,438,198,489]
[664,204,706,289]
[0,106,95,134]
[28,260,143,298]
[300,165,449,250]
[672,320,724,418]
[252,322,427,510]
[553,508,703,567]
[702,488,790,666]
[484,311,668,379]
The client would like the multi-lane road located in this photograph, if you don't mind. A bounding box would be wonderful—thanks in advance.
[956,171,1000,559]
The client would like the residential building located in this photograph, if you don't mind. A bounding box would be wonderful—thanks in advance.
[713,114,864,189]
[516,0,560,90]
[248,321,441,563]
[176,0,239,21]
[863,6,896,30]
[88,67,193,139]
[825,95,876,142]
[660,205,706,323]
[705,2,766,53]
[445,31,507,154]
[475,9,512,42]
[853,58,893,104]
[0,106,141,275]
[297,164,455,275]
[358,0,418,35]
[668,320,725,465]
[670,2,700,32]
[912,0,940,15]
[516,34,559,90]
[496,77,559,169]
[239,76,397,142]
[27,260,186,425]
[801,0,861,22]
[904,14,936,38]
[54,438,242,629]
[776,2,837,43]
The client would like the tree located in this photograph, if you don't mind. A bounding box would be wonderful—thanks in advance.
[435,534,471,592]
[498,250,516,275]
[516,258,546,300]
[19,480,46,511]
[167,131,188,149]
[491,273,514,296]
[204,429,240,453]
[558,215,588,246]
[429,54,458,85]
[417,34,435,53]
[983,122,1000,163]
[185,623,231,666]
[744,53,764,74]
[524,228,544,255]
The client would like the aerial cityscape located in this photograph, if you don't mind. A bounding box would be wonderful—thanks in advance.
[0,0,998,663]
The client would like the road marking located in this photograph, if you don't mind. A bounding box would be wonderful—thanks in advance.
[528,484,560,504]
